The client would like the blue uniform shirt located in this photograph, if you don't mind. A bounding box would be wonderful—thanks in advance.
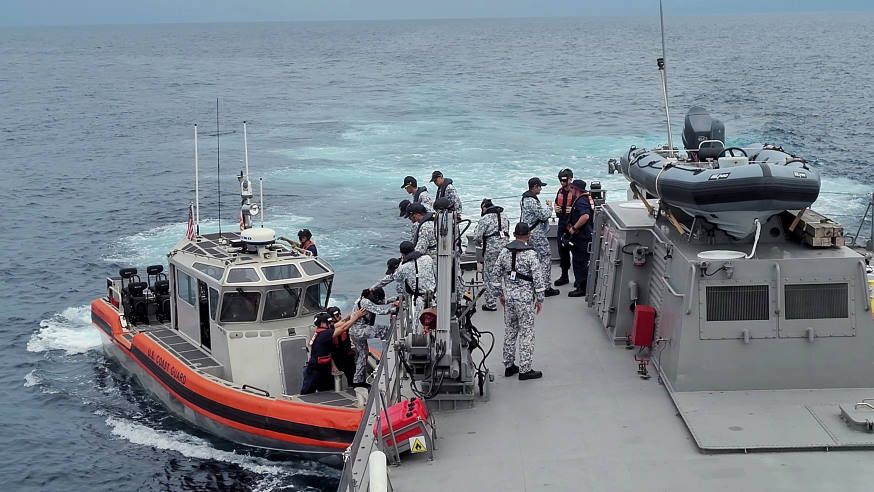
[569,193,594,239]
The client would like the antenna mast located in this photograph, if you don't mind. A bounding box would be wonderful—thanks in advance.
[216,99,222,237]
[657,0,675,156]
[238,121,255,230]
[194,124,200,235]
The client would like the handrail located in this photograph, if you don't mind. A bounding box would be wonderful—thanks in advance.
[337,296,409,491]
[859,260,870,312]
[684,264,696,315]
[774,263,783,316]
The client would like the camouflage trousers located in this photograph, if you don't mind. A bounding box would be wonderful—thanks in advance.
[350,323,389,384]
[502,299,536,372]
[481,249,501,308]
[529,235,552,285]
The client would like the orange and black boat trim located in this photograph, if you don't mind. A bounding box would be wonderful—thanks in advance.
[92,298,362,450]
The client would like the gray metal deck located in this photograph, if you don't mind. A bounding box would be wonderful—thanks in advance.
[384,266,874,492]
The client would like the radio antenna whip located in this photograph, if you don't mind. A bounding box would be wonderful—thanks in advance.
[194,124,200,235]
[216,98,222,237]
[657,0,675,156]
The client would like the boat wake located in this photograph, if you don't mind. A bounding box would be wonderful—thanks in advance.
[104,416,337,490]
[105,417,287,475]
[27,305,101,355]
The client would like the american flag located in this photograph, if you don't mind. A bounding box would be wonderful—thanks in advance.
[186,203,195,240]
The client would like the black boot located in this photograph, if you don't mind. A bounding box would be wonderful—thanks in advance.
[504,364,519,377]
[568,288,586,297]
[518,370,542,380]
[545,287,560,297]
[554,273,569,286]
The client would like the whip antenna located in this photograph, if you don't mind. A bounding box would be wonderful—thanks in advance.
[194,124,200,235]
[657,0,675,156]
[216,98,222,237]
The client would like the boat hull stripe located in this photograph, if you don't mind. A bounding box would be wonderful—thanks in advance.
[129,344,357,444]
[92,311,114,336]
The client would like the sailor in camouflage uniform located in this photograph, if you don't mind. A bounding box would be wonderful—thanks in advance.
[489,222,546,380]
[349,286,397,387]
[472,198,510,311]
[407,202,438,263]
[430,170,462,214]
[402,175,434,211]
[521,177,560,297]
[372,241,436,333]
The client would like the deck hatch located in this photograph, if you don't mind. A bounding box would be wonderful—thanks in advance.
[705,285,769,321]
[784,283,848,320]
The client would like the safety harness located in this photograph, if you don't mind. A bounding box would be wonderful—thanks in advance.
[480,205,508,256]
[505,240,534,282]
[413,186,428,204]
[413,213,438,253]
[402,251,426,296]
[520,191,546,231]
[435,178,454,200]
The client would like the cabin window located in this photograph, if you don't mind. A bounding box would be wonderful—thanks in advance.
[300,280,331,315]
[262,264,302,281]
[263,286,302,321]
[208,287,219,320]
[227,267,260,283]
[193,262,224,280]
[301,260,329,276]
[176,271,197,306]
[219,290,261,322]
[785,283,848,319]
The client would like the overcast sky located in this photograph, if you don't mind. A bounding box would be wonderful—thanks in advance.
[1,0,870,26]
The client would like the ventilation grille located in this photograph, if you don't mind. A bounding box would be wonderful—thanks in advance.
[785,283,848,320]
[706,285,769,321]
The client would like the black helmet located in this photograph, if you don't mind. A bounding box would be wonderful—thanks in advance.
[386,257,401,274]
[558,168,573,181]
[298,229,312,240]
[326,306,341,319]
[480,198,493,213]
[313,312,332,327]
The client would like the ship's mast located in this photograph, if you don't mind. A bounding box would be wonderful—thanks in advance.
[657,0,675,156]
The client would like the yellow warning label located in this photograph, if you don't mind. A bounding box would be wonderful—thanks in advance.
[409,436,427,453]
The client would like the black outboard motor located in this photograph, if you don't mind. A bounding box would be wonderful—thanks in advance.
[682,106,725,160]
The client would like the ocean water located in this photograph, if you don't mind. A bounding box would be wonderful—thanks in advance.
[2,14,873,491]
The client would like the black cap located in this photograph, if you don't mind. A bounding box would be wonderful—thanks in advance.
[327,306,341,318]
[528,177,547,188]
[407,202,427,216]
[399,199,411,217]
[514,222,531,236]
[386,257,401,274]
[298,229,312,239]
[400,240,415,255]
[558,168,573,181]
[313,312,332,327]
[401,176,417,189]
[429,170,443,182]
[570,179,587,191]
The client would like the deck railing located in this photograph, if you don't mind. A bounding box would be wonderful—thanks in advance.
[337,295,413,492]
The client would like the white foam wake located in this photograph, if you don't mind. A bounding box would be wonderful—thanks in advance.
[23,369,40,387]
[105,417,286,475]
[27,305,101,355]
